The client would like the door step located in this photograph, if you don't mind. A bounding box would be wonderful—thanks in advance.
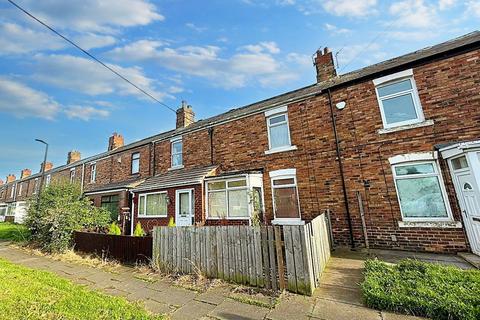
[457,252,480,269]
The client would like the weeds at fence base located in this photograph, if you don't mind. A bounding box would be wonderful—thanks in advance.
[230,285,282,309]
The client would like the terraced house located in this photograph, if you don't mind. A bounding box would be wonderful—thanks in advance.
[1,31,479,255]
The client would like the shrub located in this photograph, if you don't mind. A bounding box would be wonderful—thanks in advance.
[25,181,111,253]
[108,222,122,235]
[168,217,176,227]
[133,222,145,237]
[361,259,480,320]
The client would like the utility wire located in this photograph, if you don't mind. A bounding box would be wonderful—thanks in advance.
[7,0,177,114]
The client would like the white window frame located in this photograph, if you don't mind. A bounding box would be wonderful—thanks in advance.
[10,185,15,198]
[70,168,75,183]
[131,152,140,174]
[137,191,168,218]
[373,69,425,129]
[45,174,51,187]
[206,176,251,220]
[33,178,38,195]
[391,159,453,222]
[18,183,23,196]
[170,137,184,169]
[269,169,303,225]
[264,106,297,155]
[90,163,96,183]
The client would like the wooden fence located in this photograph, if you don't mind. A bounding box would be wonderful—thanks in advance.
[152,213,331,295]
[73,231,152,264]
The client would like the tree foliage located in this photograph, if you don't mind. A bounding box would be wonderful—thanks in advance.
[25,181,111,253]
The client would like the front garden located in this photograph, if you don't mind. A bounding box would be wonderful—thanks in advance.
[362,259,480,320]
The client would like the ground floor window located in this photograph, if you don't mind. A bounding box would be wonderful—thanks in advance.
[0,204,6,217]
[138,192,168,217]
[6,203,16,216]
[270,169,301,222]
[392,161,451,220]
[101,195,119,221]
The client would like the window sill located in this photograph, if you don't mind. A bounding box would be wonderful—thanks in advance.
[138,215,168,219]
[398,220,462,229]
[265,145,297,155]
[272,219,305,226]
[168,165,184,171]
[378,119,434,135]
[206,216,251,220]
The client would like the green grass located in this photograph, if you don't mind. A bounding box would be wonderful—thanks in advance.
[0,258,164,320]
[0,222,30,242]
[361,259,480,320]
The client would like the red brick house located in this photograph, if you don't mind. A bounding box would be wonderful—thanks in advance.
[2,31,479,255]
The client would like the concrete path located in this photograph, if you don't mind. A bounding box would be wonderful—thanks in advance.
[0,242,426,320]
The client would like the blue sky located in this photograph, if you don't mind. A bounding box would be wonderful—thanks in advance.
[0,0,478,181]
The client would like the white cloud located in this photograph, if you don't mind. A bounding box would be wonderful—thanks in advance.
[389,0,438,29]
[65,105,110,120]
[14,0,163,33]
[107,40,305,89]
[324,23,351,34]
[0,78,59,119]
[467,1,480,17]
[439,0,456,10]
[320,0,377,17]
[185,23,207,33]
[31,54,167,100]
[0,22,65,54]
[73,33,117,50]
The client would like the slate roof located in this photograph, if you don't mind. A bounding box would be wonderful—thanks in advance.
[132,166,218,192]
[83,178,145,194]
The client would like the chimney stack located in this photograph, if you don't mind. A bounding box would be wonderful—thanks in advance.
[314,47,337,83]
[108,133,124,151]
[40,162,53,172]
[6,174,16,183]
[176,101,195,129]
[21,169,32,179]
[67,150,81,164]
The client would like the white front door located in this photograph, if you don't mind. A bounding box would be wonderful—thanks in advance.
[175,189,193,227]
[450,155,480,255]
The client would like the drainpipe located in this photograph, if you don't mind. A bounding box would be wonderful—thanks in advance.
[208,127,214,165]
[80,163,85,193]
[327,89,355,249]
[130,191,135,235]
[152,141,156,176]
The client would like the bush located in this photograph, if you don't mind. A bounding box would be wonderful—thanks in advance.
[108,222,122,235]
[361,259,480,320]
[25,181,111,253]
[168,217,176,227]
[133,222,145,237]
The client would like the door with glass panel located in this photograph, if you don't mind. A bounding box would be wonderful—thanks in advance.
[449,155,480,255]
[176,189,193,227]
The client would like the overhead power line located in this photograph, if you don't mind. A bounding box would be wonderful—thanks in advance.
[7,0,177,114]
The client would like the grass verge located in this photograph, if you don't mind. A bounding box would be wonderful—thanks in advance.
[361,259,480,320]
[0,222,30,242]
[0,258,164,319]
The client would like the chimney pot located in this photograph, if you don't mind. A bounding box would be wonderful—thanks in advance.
[176,101,195,129]
[21,169,32,179]
[6,174,16,183]
[314,47,337,83]
[108,133,124,151]
[40,162,53,172]
[0,179,3,186]
[67,150,81,164]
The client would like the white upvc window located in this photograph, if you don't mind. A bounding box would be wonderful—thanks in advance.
[265,106,297,154]
[90,163,96,183]
[269,169,302,225]
[18,183,23,196]
[171,137,183,169]
[70,169,75,183]
[373,69,424,129]
[138,191,168,218]
[131,152,140,174]
[33,178,38,195]
[206,174,264,220]
[391,158,452,222]
[10,185,15,198]
[45,174,51,187]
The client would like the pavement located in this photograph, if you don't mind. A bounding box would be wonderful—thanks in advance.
[0,241,439,320]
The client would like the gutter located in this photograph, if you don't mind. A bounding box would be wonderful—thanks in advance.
[327,88,355,249]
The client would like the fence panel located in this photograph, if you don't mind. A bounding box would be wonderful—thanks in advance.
[151,213,331,295]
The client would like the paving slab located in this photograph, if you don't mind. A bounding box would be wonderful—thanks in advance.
[381,311,429,320]
[314,283,364,306]
[209,299,270,320]
[148,286,198,307]
[125,286,163,302]
[266,294,314,320]
[143,299,175,315]
[171,300,217,320]
[311,298,381,320]
[320,269,363,289]
[195,286,231,305]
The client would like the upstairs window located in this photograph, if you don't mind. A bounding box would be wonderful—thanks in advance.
[33,178,38,195]
[10,185,15,198]
[90,163,96,183]
[45,174,51,187]
[373,69,424,129]
[18,183,23,196]
[131,152,140,174]
[392,161,451,220]
[70,169,75,183]
[171,138,183,169]
[265,106,296,154]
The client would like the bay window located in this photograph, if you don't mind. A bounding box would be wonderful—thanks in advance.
[392,161,451,221]
[270,169,302,224]
[138,192,168,217]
